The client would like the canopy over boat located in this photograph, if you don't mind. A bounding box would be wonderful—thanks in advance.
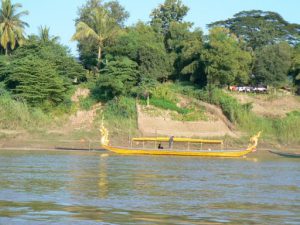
[132,137,223,144]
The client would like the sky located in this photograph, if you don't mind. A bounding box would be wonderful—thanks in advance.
[13,0,300,56]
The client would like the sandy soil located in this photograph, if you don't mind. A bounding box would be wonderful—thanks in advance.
[68,103,101,131]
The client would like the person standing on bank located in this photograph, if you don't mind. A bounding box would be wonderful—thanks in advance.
[169,136,174,149]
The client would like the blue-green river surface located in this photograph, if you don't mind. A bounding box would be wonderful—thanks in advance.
[0,150,299,225]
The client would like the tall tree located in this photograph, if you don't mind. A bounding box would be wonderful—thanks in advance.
[75,0,129,69]
[107,22,171,81]
[72,7,120,68]
[150,0,189,35]
[178,28,205,84]
[150,0,190,51]
[208,10,300,49]
[253,42,292,86]
[38,26,59,43]
[0,0,28,54]
[203,27,252,88]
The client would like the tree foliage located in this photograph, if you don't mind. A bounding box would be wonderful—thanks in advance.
[12,36,86,82]
[0,34,86,106]
[168,25,205,83]
[5,55,66,106]
[150,0,189,36]
[93,57,139,100]
[0,0,28,54]
[203,27,252,87]
[107,22,171,81]
[38,26,59,44]
[292,45,300,93]
[150,0,191,54]
[208,10,300,49]
[74,0,129,69]
[253,42,292,86]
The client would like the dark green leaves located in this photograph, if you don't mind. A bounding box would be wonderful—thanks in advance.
[93,57,139,100]
[208,10,300,49]
[5,56,66,106]
[253,42,292,86]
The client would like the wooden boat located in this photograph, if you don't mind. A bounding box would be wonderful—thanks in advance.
[100,120,261,157]
[269,150,300,158]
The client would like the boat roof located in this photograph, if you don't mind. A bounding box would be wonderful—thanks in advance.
[132,137,223,144]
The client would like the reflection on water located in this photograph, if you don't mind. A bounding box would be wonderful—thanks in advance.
[0,150,299,224]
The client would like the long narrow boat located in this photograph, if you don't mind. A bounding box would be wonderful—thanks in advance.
[100,121,261,157]
[269,150,300,158]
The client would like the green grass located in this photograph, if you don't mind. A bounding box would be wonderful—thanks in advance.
[150,97,190,114]
[0,94,51,130]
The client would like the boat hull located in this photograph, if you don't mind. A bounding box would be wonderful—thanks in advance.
[269,150,300,158]
[102,145,255,157]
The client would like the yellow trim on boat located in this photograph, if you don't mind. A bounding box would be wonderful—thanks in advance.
[132,137,223,144]
[102,145,256,157]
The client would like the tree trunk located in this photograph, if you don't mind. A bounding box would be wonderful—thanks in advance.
[5,47,8,56]
[147,94,150,108]
[97,45,102,68]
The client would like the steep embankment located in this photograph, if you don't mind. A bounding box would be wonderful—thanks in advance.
[230,92,300,117]
[137,98,238,138]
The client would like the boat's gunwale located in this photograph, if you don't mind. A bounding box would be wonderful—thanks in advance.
[102,144,255,157]
[107,145,248,153]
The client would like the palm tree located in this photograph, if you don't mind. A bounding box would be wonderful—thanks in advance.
[0,0,29,55]
[72,7,119,68]
[38,26,59,43]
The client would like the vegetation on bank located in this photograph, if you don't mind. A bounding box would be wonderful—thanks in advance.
[170,83,300,144]
[0,0,300,145]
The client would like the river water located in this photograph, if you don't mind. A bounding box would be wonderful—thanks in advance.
[0,150,299,225]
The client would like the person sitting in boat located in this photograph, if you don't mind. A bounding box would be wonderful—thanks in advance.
[158,143,164,149]
[169,136,174,149]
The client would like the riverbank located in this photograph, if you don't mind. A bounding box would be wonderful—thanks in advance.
[1,133,300,154]
[1,87,300,155]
